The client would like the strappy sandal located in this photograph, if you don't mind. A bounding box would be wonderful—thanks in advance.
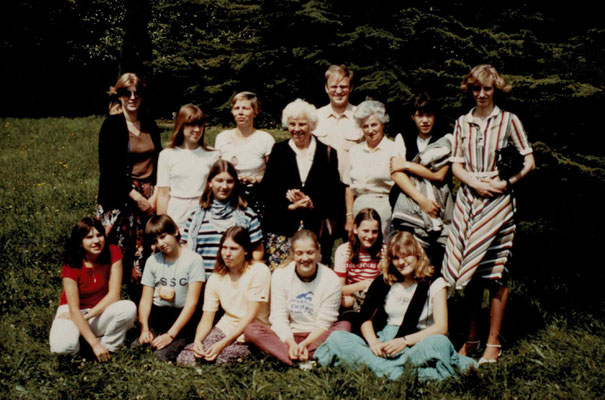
[478,343,502,365]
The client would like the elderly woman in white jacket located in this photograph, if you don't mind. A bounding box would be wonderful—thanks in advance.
[244,230,350,366]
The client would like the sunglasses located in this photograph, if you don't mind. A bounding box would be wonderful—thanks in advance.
[116,88,141,99]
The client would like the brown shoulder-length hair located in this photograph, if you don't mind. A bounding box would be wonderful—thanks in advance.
[107,72,146,115]
[348,208,383,264]
[169,104,211,150]
[213,226,253,276]
[145,214,181,242]
[379,231,433,286]
[63,217,111,269]
[199,160,247,209]
[460,64,512,93]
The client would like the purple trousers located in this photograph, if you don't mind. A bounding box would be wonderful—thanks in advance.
[244,321,351,366]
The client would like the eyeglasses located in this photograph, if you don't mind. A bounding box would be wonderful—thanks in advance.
[328,85,350,93]
[117,88,141,99]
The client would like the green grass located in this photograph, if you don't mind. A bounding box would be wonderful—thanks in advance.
[1,117,604,399]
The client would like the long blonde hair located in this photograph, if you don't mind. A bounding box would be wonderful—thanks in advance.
[379,231,433,286]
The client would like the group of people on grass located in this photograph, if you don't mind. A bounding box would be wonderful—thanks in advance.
[49,63,535,381]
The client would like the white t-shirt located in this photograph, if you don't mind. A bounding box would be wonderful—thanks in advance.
[156,147,219,198]
[214,129,275,178]
[269,262,341,342]
[384,277,448,330]
[141,247,205,308]
[344,136,403,195]
[417,136,431,154]
[203,262,271,342]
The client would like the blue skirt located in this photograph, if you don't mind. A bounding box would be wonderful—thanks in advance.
[314,326,477,381]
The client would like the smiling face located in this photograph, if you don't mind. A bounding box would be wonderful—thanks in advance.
[293,237,319,279]
[325,75,352,110]
[391,249,418,278]
[354,219,380,250]
[118,84,142,114]
[231,99,257,128]
[82,227,106,261]
[412,111,435,138]
[182,123,204,148]
[210,171,236,201]
[221,237,247,269]
[288,115,312,149]
[472,82,495,109]
[360,114,385,149]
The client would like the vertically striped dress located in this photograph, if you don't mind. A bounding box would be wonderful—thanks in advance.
[441,106,532,289]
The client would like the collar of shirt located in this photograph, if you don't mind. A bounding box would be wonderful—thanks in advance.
[288,135,317,160]
[361,135,390,153]
[465,105,501,125]
[314,104,359,139]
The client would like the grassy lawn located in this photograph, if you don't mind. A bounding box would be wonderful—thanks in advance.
[0,117,603,399]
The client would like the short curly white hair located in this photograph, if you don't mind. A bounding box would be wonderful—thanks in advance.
[281,99,319,131]
[354,99,389,127]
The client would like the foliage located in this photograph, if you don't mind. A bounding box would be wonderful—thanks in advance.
[1,1,603,157]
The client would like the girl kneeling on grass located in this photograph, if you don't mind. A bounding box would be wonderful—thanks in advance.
[314,231,477,380]
[177,226,271,364]
[244,230,350,367]
[334,208,383,317]
[49,217,136,361]
[134,215,205,362]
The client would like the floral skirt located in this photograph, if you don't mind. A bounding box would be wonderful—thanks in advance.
[264,232,291,270]
[97,179,154,292]
[177,327,250,365]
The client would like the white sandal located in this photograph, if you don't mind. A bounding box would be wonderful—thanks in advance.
[478,343,502,365]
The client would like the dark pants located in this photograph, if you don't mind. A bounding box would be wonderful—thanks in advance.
[132,304,201,362]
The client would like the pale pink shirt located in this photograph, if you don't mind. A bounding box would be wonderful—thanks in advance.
[344,136,403,196]
[313,103,363,179]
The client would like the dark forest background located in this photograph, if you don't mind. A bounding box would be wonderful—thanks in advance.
[1,0,604,154]
[1,0,604,315]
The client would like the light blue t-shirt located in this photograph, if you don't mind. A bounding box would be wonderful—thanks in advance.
[141,247,205,308]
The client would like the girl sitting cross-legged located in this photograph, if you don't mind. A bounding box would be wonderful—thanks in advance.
[177,226,271,365]
[244,229,351,366]
[314,231,477,380]
[133,215,205,362]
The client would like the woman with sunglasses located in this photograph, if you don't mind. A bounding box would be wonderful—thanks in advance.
[97,73,163,303]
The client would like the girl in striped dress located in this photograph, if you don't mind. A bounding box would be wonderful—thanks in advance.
[442,65,535,363]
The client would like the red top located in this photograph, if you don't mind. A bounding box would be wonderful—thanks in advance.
[59,245,122,309]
